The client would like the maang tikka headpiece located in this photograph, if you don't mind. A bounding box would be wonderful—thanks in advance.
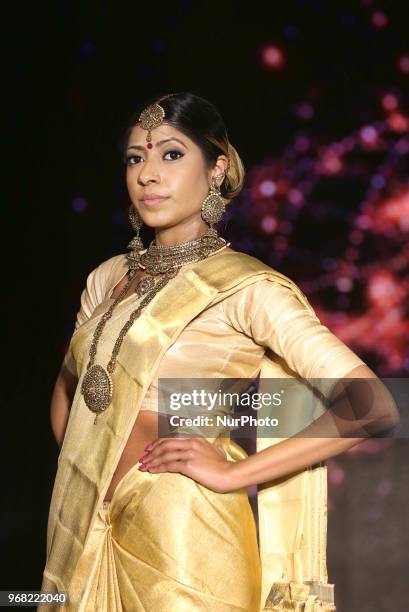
[137,94,174,146]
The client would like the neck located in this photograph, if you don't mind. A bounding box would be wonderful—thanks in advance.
[154,220,210,247]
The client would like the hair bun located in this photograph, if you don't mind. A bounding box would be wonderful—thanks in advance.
[221,143,245,205]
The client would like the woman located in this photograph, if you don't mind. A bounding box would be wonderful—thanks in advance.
[39,92,397,611]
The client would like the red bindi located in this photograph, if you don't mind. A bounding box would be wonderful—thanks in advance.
[147,143,153,149]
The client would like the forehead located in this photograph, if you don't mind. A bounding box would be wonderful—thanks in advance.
[127,122,194,149]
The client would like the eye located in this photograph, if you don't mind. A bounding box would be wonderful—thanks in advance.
[125,149,184,166]
[125,154,142,166]
[163,149,184,161]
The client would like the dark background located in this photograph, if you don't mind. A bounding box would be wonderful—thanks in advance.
[3,1,408,610]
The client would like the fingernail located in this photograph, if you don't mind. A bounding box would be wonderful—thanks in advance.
[144,442,153,451]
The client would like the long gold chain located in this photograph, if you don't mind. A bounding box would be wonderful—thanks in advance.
[81,268,178,424]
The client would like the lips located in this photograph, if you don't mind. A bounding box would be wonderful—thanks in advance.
[140,196,169,206]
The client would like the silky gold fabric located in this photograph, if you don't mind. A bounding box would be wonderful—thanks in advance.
[51,439,261,611]
[40,249,366,611]
[137,278,366,413]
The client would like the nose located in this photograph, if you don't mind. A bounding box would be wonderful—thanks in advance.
[138,156,160,185]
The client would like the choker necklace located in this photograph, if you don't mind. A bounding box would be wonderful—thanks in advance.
[128,226,227,274]
[81,228,229,424]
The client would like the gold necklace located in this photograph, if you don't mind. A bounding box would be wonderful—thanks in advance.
[81,230,229,424]
[140,227,227,273]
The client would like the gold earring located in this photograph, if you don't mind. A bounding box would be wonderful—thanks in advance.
[201,173,226,234]
[127,205,145,270]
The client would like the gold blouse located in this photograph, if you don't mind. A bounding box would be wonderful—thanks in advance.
[140,278,366,413]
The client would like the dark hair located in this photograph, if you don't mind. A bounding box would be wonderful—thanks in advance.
[121,92,245,205]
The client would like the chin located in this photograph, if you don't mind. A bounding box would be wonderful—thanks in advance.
[140,212,181,229]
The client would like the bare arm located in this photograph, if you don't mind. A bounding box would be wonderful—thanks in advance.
[50,362,78,448]
[48,256,120,446]
[229,364,400,489]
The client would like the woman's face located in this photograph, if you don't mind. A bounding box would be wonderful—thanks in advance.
[125,122,227,232]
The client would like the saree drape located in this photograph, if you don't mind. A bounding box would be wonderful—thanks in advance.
[40,249,365,611]
[53,437,261,611]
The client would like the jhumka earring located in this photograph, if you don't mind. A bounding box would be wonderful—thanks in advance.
[201,173,226,237]
[127,205,145,271]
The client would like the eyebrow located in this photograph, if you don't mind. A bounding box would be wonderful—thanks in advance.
[127,137,187,151]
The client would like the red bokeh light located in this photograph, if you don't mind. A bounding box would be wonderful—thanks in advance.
[372,11,388,28]
[381,93,399,112]
[262,45,285,70]
[398,54,409,73]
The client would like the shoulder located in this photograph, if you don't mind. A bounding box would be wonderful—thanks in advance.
[74,253,129,329]
[221,276,321,343]
[90,252,128,278]
[214,247,302,287]
[222,277,307,311]
[84,252,128,301]
[211,247,273,275]
[216,248,316,313]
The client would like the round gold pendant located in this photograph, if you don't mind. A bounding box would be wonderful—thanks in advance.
[81,364,113,414]
[135,275,155,297]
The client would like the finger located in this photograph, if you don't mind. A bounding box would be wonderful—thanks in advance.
[146,450,191,468]
[145,438,195,459]
[148,459,188,474]
[148,435,191,452]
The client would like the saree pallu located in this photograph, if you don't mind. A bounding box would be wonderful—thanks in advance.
[53,439,261,612]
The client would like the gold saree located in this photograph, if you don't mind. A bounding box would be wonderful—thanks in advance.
[40,249,366,611]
